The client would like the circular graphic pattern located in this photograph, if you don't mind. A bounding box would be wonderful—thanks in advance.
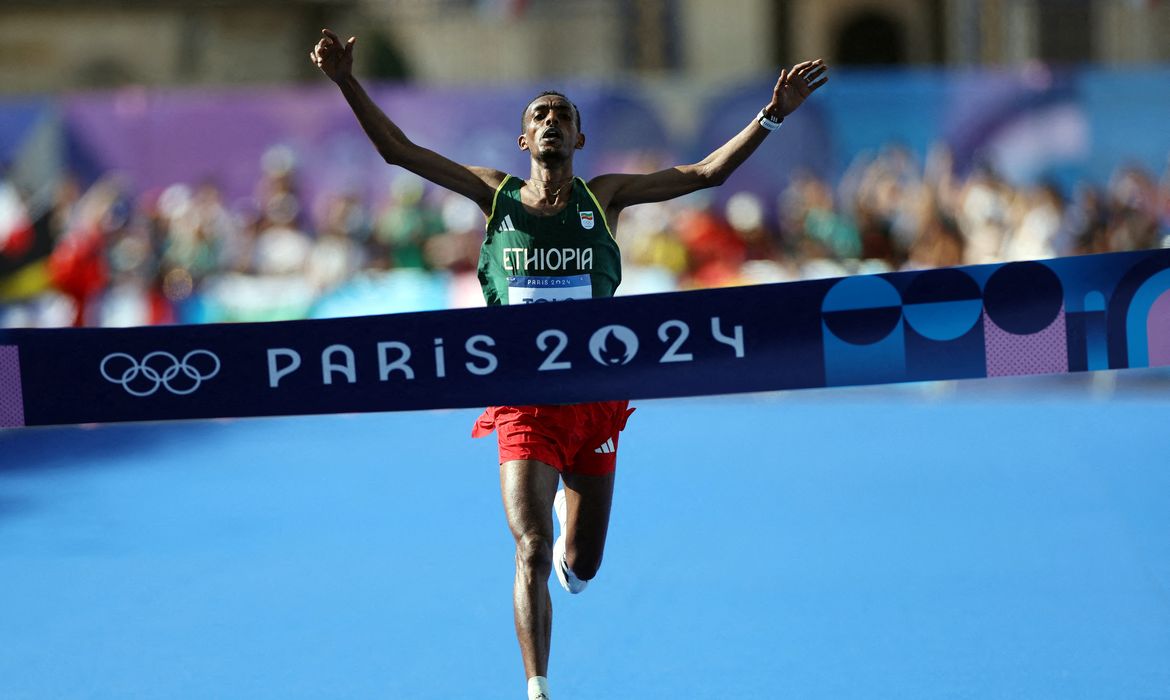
[822,276,902,345]
[100,349,221,396]
[903,268,984,341]
[983,262,1063,335]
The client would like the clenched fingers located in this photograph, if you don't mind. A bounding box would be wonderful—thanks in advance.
[322,28,343,46]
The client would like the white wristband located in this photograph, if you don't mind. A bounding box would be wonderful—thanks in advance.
[756,108,783,131]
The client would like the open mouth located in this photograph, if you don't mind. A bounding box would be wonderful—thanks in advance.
[540,128,562,143]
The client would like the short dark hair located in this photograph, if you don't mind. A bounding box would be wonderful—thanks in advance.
[521,91,581,132]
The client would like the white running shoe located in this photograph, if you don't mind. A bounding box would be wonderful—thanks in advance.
[552,489,587,594]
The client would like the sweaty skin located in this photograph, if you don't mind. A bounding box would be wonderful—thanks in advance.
[310,26,827,687]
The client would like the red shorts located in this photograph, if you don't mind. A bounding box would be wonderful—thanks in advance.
[471,401,635,475]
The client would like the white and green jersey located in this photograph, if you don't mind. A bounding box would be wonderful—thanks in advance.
[477,175,621,306]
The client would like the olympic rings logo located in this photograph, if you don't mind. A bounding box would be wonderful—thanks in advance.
[100,350,221,397]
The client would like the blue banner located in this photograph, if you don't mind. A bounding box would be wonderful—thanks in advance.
[2,249,1169,428]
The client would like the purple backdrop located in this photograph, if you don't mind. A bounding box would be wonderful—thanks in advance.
[27,67,1170,222]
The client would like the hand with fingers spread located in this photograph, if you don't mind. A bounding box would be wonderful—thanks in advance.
[310,28,356,84]
[765,59,829,121]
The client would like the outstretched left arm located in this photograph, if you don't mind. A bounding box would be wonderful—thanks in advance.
[587,59,828,218]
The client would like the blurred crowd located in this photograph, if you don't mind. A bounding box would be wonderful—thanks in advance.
[2,142,1169,328]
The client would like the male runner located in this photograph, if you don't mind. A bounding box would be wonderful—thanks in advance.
[311,28,827,700]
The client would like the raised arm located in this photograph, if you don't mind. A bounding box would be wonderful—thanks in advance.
[587,59,828,219]
[310,29,505,214]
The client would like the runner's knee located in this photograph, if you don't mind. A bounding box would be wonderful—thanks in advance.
[515,531,553,573]
[567,547,602,581]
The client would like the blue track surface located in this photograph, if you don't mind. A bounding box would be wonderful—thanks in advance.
[1,378,1168,699]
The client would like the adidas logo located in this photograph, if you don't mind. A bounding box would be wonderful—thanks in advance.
[499,214,515,231]
[593,437,615,454]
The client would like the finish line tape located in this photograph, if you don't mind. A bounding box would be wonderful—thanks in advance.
[1,249,1168,428]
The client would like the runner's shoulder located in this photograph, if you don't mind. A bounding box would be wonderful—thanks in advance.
[469,166,510,190]
[583,173,632,212]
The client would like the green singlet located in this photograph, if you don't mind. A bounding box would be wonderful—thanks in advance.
[477,175,621,306]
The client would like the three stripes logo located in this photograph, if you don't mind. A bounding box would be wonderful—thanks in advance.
[498,214,516,232]
[593,437,616,454]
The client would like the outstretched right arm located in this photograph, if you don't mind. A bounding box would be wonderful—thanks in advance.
[310,29,504,214]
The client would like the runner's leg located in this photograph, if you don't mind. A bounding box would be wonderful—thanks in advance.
[559,471,615,581]
[500,459,561,680]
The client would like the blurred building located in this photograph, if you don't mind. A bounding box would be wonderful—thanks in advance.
[313,0,1170,84]
[784,0,1170,69]
[1,0,1169,94]
[0,0,360,93]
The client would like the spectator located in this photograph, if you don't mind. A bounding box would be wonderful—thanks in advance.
[6,139,1170,329]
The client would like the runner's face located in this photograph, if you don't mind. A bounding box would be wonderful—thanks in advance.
[519,96,582,160]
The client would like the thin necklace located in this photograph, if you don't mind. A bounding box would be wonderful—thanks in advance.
[529,178,573,206]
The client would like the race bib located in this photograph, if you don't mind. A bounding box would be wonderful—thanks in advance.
[507,274,593,304]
